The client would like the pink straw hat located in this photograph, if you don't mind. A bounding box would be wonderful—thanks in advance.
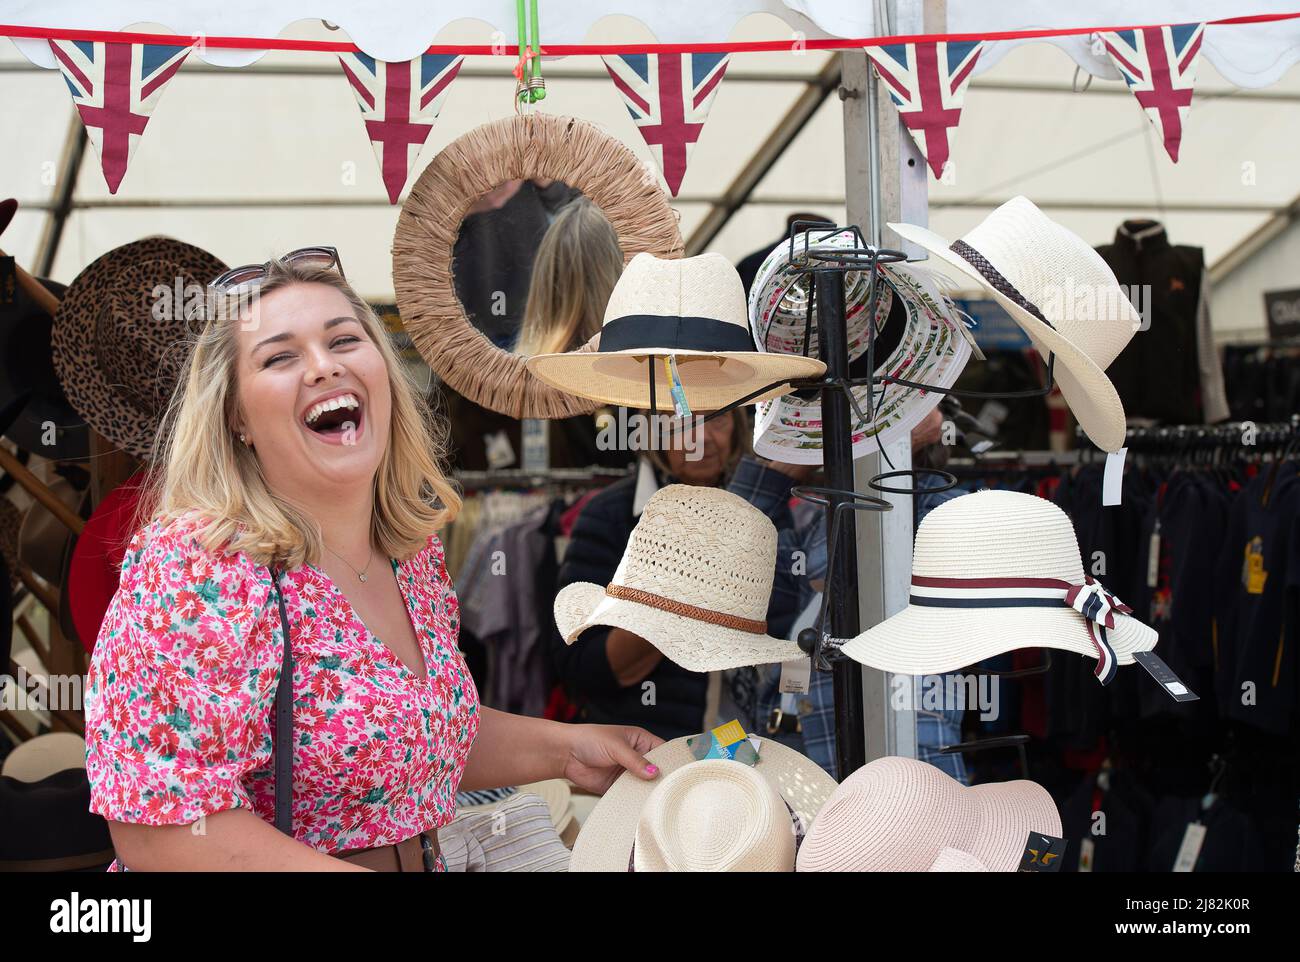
[796,756,1062,872]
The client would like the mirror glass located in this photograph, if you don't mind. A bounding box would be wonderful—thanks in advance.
[452,180,624,357]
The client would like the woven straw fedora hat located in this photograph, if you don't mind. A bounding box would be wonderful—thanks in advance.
[633,760,796,871]
[890,196,1139,452]
[796,756,1061,872]
[840,490,1157,684]
[554,485,803,671]
[527,252,825,411]
[571,737,837,872]
[52,237,227,460]
[748,231,972,464]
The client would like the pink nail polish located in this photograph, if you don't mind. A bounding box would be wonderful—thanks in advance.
[645,764,659,776]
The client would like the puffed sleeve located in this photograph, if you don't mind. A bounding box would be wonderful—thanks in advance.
[84,518,278,826]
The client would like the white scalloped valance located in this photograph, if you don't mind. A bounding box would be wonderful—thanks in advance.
[6,1,1300,88]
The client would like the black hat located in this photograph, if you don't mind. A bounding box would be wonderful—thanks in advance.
[0,275,89,460]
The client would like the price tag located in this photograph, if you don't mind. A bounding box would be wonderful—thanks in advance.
[1173,822,1207,872]
[665,354,691,419]
[1146,520,1161,588]
[1102,447,1127,506]
[521,419,549,472]
[483,430,516,470]
[1079,838,1095,873]
[779,658,811,694]
[1133,650,1200,702]
[1018,832,1067,872]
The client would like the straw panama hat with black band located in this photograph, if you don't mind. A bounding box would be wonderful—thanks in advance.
[570,739,837,872]
[526,252,825,411]
[554,484,805,671]
[889,196,1140,452]
[840,490,1157,684]
[51,237,228,461]
[796,756,1062,872]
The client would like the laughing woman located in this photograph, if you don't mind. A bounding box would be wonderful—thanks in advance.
[85,251,662,871]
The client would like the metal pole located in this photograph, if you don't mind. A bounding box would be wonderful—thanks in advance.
[835,0,940,770]
[816,267,866,777]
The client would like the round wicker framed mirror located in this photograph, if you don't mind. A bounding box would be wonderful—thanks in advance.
[393,113,684,419]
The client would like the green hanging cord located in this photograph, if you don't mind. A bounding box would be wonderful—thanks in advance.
[514,0,530,105]
[529,0,546,102]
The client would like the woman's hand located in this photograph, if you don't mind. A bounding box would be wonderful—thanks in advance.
[560,724,664,795]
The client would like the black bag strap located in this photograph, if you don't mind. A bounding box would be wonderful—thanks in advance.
[268,566,294,836]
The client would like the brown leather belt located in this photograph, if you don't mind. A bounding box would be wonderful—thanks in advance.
[337,831,440,872]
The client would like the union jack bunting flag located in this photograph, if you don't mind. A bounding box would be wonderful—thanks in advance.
[1100,24,1204,162]
[48,40,193,193]
[865,41,983,180]
[602,53,729,196]
[338,53,463,204]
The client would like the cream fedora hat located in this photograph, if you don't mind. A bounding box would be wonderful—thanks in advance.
[526,252,825,411]
[840,490,1157,685]
[796,756,1062,872]
[889,196,1139,452]
[634,760,797,871]
[554,485,804,671]
[571,737,837,872]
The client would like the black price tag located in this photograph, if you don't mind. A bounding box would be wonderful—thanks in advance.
[1133,650,1199,702]
[1019,832,1067,872]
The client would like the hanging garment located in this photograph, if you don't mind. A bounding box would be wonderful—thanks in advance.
[1212,461,1300,736]
[1134,472,1228,725]
[1059,768,1156,872]
[1096,221,1229,425]
[458,501,558,717]
[1144,795,1273,872]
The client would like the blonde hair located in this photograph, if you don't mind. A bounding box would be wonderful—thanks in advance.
[136,258,461,571]
[514,197,624,357]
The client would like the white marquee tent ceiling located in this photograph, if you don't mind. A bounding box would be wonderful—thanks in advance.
[3,7,1298,341]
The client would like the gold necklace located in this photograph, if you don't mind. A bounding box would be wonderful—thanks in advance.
[323,542,376,583]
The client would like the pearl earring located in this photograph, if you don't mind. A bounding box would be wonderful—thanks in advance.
[239,433,247,444]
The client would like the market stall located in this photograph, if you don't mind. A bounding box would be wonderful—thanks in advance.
[1,1,1298,878]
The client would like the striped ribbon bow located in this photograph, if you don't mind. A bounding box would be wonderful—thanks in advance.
[908,574,1133,686]
[1063,578,1130,685]
[1064,577,1132,631]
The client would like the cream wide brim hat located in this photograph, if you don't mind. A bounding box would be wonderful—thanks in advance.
[1,732,87,783]
[840,600,1157,675]
[527,348,827,413]
[634,759,796,871]
[840,489,1157,675]
[554,581,804,672]
[889,206,1138,453]
[526,251,826,411]
[570,736,837,872]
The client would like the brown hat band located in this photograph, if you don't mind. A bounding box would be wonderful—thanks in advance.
[605,584,767,635]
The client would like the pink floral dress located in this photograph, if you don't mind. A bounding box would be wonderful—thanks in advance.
[84,516,481,870]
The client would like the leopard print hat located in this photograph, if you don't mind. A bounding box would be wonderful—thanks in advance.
[51,237,227,461]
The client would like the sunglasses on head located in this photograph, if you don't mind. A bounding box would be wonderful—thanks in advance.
[208,246,345,293]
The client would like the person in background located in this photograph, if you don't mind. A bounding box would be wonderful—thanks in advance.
[447,195,632,471]
[548,409,781,740]
[515,197,623,357]
[729,406,968,782]
[514,197,634,470]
